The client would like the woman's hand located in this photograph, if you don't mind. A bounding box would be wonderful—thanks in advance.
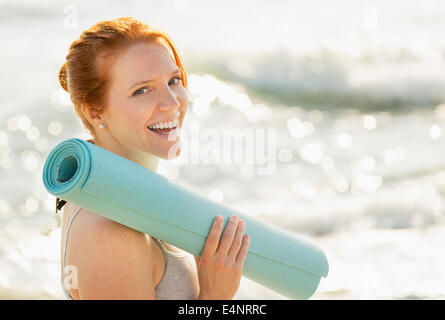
[194,215,250,300]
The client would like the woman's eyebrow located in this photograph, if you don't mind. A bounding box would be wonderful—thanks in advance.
[127,68,181,92]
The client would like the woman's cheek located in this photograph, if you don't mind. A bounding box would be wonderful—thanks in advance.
[135,96,156,113]
[176,86,188,107]
[178,85,187,99]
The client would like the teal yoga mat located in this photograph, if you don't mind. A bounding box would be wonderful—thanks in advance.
[42,138,328,299]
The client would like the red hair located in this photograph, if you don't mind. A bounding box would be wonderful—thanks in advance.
[58,17,187,136]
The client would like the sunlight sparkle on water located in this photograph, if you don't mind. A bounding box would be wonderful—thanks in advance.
[26,127,40,141]
[320,156,335,171]
[357,156,376,172]
[287,117,301,130]
[157,161,180,180]
[43,195,56,212]
[0,199,11,220]
[302,121,314,136]
[218,84,251,111]
[278,148,293,162]
[21,150,40,171]
[192,96,210,116]
[0,145,11,157]
[245,104,273,123]
[353,173,382,193]
[190,73,252,114]
[240,165,255,180]
[434,104,445,119]
[384,150,396,164]
[0,145,12,168]
[208,189,224,202]
[362,115,377,130]
[287,117,306,139]
[0,156,12,169]
[329,174,349,193]
[17,115,32,131]
[7,117,18,132]
[291,180,317,201]
[334,133,352,148]
[224,91,252,115]
[388,147,406,163]
[429,124,441,140]
[187,74,219,102]
[48,121,63,136]
[35,138,49,152]
[0,132,8,146]
[51,89,72,106]
[189,74,272,122]
[300,143,324,164]
[25,197,39,214]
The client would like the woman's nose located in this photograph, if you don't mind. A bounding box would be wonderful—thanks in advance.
[159,86,180,111]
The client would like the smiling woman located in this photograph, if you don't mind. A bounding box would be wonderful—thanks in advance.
[56,17,188,214]
[58,17,188,162]
[55,17,250,300]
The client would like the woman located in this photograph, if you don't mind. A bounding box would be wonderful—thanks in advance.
[56,17,250,300]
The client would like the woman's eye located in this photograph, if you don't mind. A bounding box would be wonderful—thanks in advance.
[169,76,182,86]
[133,77,181,96]
[133,87,150,96]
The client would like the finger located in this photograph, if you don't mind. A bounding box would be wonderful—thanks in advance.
[227,220,246,260]
[193,256,199,265]
[235,234,250,267]
[217,215,239,256]
[202,216,224,257]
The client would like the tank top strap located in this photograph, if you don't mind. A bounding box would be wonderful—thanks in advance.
[61,207,83,300]
[151,237,168,253]
[62,207,83,272]
[151,237,188,258]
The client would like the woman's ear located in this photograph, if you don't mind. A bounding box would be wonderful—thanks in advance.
[80,102,104,128]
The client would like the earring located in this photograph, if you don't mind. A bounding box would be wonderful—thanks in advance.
[99,124,104,129]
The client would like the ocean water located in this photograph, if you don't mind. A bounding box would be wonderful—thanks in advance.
[0,0,445,299]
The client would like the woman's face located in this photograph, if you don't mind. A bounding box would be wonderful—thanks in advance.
[99,39,187,160]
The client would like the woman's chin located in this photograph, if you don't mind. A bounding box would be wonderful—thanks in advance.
[156,142,182,160]
[145,127,182,160]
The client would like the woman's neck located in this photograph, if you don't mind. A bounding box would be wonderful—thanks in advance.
[87,138,160,172]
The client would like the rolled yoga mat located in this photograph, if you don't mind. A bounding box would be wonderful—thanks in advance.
[42,138,329,299]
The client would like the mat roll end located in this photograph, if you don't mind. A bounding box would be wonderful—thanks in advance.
[42,138,92,197]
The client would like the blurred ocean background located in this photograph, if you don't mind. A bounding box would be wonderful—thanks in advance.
[1,0,445,299]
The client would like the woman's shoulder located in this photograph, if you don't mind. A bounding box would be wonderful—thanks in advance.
[63,202,158,267]
[61,201,164,298]
[62,202,160,298]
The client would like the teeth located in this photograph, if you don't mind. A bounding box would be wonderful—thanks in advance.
[148,118,179,130]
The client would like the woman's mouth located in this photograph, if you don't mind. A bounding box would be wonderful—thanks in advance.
[147,118,179,134]
[147,123,180,140]
[147,126,177,135]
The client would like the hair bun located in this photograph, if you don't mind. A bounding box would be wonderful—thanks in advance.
[58,62,69,92]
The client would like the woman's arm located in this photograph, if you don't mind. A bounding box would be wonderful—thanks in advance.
[68,210,157,299]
